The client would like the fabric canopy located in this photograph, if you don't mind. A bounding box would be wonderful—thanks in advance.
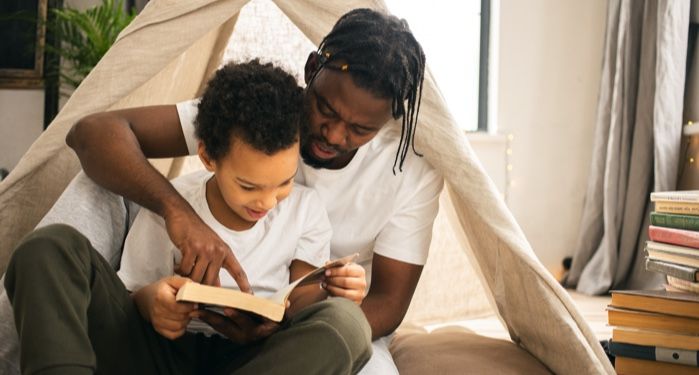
[0,1,614,373]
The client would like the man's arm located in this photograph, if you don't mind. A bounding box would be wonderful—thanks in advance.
[360,254,423,340]
[67,106,189,222]
[66,106,251,291]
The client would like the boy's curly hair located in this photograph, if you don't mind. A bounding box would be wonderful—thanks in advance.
[195,60,304,160]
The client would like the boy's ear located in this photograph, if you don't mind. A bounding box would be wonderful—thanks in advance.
[304,51,320,84]
[197,142,216,172]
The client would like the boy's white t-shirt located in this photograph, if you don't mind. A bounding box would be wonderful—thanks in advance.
[118,170,332,298]
[177,100,443,282]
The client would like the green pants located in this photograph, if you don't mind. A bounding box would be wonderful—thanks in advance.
[4,224,372,375]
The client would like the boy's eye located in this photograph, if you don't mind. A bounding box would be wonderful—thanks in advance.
[239,185,255,191]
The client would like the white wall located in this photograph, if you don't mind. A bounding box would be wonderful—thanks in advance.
[497,0,606,271]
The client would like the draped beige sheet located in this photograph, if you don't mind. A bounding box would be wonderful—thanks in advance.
[0,1,614,373]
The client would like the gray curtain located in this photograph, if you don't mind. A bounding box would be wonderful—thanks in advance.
[564,0,691,295]
[687,2,698,123]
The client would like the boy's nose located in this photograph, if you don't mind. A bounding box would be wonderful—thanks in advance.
[258,194,277,211]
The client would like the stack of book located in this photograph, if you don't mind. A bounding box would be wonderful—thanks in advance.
[608,291,699,374]
[607,191,699,374]
[647,190,699,290]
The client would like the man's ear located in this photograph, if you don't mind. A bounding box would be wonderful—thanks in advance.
[198,142,216,172]
[304,51,320,85]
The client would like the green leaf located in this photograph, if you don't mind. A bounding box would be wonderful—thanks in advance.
[46,0,137,90]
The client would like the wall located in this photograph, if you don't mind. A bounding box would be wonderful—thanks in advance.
[497,0,606,271]
[0,0,99,173]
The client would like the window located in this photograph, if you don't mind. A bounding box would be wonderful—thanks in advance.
[223,0,491,131]
[384,0,490,132]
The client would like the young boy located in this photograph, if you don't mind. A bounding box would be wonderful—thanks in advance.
[4,61,372,375]
[119,59,341,335]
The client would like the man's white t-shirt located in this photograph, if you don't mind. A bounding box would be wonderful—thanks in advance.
[118,170,332,298]
[177,100,443,282]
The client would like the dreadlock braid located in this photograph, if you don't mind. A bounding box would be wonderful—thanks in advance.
[311,8,426,174]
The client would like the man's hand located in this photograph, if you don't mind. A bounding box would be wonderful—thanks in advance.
[133,276,198,340]
[322,263,367,304]
[197,308,280,344]
[165,209,251,292]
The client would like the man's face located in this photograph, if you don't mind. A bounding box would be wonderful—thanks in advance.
[301,63,393,169]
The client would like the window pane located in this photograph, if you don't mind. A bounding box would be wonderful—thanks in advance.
[384,1,483,131]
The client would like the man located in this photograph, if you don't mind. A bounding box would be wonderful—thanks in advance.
[67,8,443,373]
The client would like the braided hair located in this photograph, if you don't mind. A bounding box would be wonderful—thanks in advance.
[309,8,426,174]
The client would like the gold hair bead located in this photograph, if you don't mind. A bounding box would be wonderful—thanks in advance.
[324,52,331,58]
[341,64,348,71]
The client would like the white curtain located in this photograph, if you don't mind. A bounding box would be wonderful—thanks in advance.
[565,0,691,294]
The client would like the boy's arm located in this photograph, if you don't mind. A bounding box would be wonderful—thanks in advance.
[66,106,251,291]
[285,259,330,317]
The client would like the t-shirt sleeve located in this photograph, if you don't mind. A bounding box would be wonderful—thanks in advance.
[176,99,201,156]
[372,164,444,265]
[294,189,332,268]
[117,208,178,291]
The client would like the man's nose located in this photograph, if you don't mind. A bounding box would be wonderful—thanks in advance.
[323,120,347,147]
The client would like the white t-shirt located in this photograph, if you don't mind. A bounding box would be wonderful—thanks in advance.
[118,170,332,297]
[177,100,443,281]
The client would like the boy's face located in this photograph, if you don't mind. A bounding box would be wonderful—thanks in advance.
[200,138,299,225]
[302,54,393,169]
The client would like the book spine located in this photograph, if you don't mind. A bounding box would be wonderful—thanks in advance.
[668,276,699,293]
[646,258,699,282]
[647,250,699,268]
[609,342,699,367]
[655,201,699,215]
[649,226,699,249]
[651,212,699,231]
[651,191,699,202]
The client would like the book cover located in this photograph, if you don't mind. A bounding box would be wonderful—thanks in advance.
[176,253,358,322]
[651,212,699,231]
[609,341,699,367]
[651,191,699,203]
[649,226,699,249]
[615,356,699,375]
[610,290,699,319]
[645,258,699,282]
[613,327,699,351]
[607,306,699,334]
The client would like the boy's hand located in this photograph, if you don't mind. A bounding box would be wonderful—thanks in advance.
[133,276,198,340]
[165,208,252,293]
[323,263,367,304]
[197,308,280,344]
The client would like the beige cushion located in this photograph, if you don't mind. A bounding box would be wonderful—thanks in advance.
[390,327,552,375]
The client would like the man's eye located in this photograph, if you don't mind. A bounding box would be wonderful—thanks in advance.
[317,99,334,117]
[240,185,255,191]
[352,126,370,136]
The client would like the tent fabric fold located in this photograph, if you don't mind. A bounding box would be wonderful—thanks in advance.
[0,0,614,373]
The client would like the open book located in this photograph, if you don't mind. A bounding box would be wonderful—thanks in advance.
[175,253,359,322]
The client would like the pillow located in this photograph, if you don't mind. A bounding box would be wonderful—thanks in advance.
[390,327,552,375]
